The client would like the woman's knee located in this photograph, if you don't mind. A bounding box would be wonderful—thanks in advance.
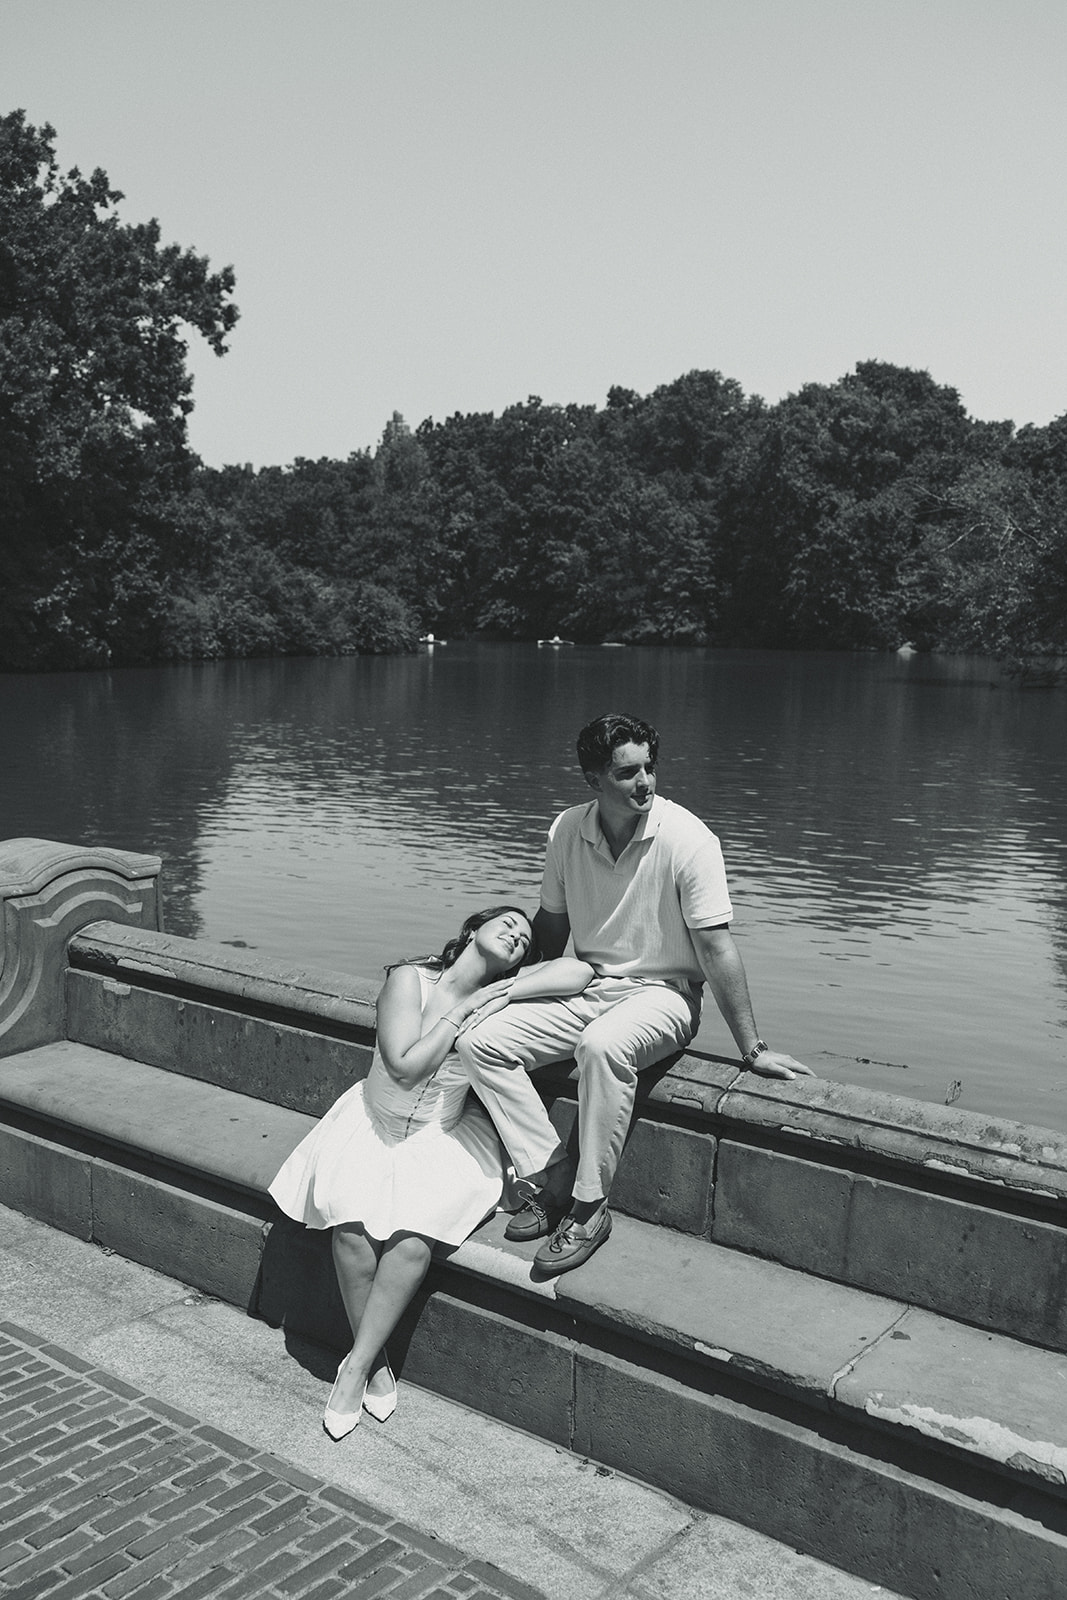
[332,1224,376,1269]
[384,1231,434,1269]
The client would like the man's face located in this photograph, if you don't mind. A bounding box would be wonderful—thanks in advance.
[585,740,656,826]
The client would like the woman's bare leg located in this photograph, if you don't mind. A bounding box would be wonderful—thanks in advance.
[331,1228,433,1410]
[330,1224,385,1409]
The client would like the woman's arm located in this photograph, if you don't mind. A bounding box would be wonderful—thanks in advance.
[456,958,592,1034]
[506,957,594,1001]
[376,966,514,1088]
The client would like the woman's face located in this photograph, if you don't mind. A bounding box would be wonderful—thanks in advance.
[475,911,533,973]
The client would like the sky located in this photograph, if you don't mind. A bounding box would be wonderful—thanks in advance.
[4,0,1067,469]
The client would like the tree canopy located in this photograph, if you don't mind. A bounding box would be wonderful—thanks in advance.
[0,110,237,668]
[3,111,1066,677]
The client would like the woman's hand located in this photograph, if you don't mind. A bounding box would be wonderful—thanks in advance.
[456,976,516,1033]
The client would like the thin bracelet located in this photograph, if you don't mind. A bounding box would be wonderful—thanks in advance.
[443,1011,465,1030]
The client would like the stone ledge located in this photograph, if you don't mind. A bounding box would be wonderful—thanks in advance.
[1,856,162,1060]
[0,839,162,898]
[453,1214,1067,1497]
[0,1040,316,1196]
[629,1054,1067,1207]
[69,921,379,1036]
[710,1139,1067,1353]
[65,971,373,1119]
[51,948,1067,1350]
[713,1072,1067,1207]
[568,1340,1067,1600]
[3,1038,1067,1510]
[67,921,1067,1215]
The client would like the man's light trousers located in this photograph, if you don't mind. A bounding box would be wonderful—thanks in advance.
[456,976,700,1204]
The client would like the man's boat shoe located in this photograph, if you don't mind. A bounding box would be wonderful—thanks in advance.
[533,1206,612,1275]
[504,1194,566,1242]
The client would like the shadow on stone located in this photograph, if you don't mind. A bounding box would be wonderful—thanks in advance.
[254,1211,438,1384]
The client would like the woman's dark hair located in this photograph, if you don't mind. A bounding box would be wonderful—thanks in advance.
[576,713,659,775]
[388,905,540,978]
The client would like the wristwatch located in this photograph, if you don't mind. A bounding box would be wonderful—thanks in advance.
[741,1038,769,1069]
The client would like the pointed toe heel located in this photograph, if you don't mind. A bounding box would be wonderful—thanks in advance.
[323,1358,366,1441]
[362,1358,397,1423]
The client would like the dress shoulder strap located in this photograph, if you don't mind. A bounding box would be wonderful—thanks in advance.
[410,962,439,1010]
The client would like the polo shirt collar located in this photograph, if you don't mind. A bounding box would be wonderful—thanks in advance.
[579,794,667,855]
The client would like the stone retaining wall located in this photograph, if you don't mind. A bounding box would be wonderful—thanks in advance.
[5,839,1067,1599]
[4,838,1067,1351]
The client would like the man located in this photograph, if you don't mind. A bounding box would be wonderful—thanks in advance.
[457,712,812,1276]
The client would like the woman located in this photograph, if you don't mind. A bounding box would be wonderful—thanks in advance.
[268,905,593,1440]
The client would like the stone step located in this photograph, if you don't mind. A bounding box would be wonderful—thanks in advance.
[63,921,1067,1361]
[2,1038,1066,1600]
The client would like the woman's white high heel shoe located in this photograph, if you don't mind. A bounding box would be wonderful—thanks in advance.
[362,1358,397,1423]
[323,1358,366,1441]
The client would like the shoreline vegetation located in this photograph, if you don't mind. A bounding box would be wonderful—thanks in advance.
[3,112,1066,681]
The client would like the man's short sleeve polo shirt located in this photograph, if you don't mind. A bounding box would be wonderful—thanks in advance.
[539,795,733,984]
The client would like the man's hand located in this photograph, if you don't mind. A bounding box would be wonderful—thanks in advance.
[744,1048,814,1081]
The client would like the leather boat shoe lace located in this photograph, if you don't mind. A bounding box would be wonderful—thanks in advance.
[504,1193,566,1242]
[534,1206,612,1275]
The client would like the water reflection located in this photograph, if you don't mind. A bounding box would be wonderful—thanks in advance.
[1,663,253,938]
[2,646,1065,1129]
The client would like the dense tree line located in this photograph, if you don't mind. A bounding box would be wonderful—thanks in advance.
[3,112,1066,676]
[0,110,236,670]
[176,371,1067,678]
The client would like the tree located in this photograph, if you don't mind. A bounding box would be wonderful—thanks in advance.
[626,368,756,490]
[0,111,238,668]
[917,459,1067,677]
[717,363,997,648]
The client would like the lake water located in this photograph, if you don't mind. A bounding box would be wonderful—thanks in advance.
[3,644,1066,1131]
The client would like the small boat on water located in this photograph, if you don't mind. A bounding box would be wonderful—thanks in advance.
[419,633,446,645]
[537,635,574,647]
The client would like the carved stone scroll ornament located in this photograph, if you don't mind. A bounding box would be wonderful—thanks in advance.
[0,839,162,1057]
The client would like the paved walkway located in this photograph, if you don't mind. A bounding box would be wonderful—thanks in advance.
[0,1319,538,1600]
[0,1205,899,1600]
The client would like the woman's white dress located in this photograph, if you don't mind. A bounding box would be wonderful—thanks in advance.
[268,966,506,1245]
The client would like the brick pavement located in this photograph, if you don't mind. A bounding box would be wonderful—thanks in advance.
[0,1323,546,1600]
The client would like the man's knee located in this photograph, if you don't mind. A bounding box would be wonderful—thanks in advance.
[576,997,693,1081]
[456,1025,510,1073]
[574,1023,640,1084]
[458,1018,545,1075]
[454,1033,476,1070]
